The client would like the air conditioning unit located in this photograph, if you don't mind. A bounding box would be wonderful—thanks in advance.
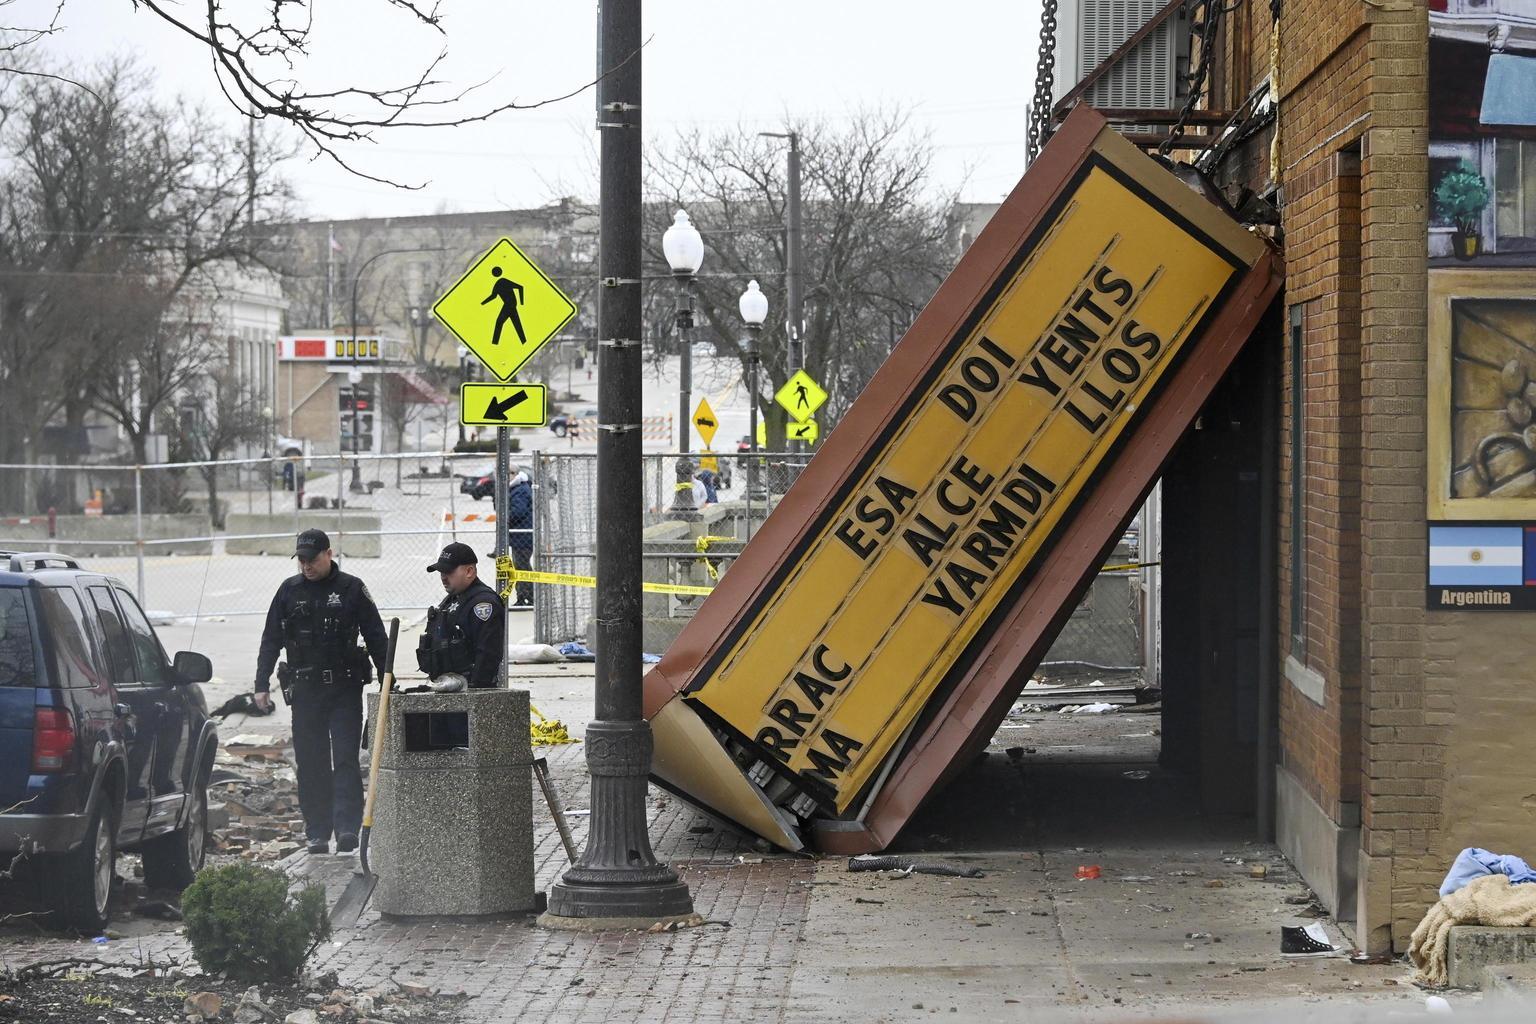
[1053,0,1188,132]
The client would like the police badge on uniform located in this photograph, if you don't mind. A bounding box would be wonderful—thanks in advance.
[327,592,343,607]
[474,602,493,621]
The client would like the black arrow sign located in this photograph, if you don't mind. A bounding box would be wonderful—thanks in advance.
[483,389,529,421]
[792,423,813,437]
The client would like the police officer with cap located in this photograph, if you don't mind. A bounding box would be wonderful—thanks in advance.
[417,541,505,691]
[253,529,387,855]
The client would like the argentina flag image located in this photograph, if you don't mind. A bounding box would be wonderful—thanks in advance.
[1428,525,1524,586]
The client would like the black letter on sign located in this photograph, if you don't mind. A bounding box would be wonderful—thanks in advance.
[1094,266,1134,307]
[939,384,977,423]
[874,475,918,515]
[755,727,798,763]
[794,671,837,710]
[767,699,814,737]
[811,644,852,681]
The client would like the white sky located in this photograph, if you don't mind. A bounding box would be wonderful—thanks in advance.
[26,1,1041,220]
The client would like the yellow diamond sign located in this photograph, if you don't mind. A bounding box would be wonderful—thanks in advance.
[433,238,577,381]
[692,397,720,448]
[774,369,827,423]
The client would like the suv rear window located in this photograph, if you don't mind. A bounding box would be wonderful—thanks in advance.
[38,586,102,690]
[0,589,36,687]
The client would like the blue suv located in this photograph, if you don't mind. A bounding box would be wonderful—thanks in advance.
[0,551,219,931]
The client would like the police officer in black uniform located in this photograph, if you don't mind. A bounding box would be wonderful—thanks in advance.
[253,529,387,854]
[417,542,505,690]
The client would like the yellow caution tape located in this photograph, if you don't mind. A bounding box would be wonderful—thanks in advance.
[1100,561,1161,573]
[530,703,578,746]
[494,556,715,600]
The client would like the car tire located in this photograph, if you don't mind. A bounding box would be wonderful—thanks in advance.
[56,803,116,932]
[140,778,208,892]
[552,423,567,438]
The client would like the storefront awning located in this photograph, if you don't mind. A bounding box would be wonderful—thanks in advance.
[1482,52,1536,127]
[393,368,450,405]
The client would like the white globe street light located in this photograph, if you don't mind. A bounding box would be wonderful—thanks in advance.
[739,279,768,326]
[739,280,769,505]
[661,210,704,279]
[663,211,704,460]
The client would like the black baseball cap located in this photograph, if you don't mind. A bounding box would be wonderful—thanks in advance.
[294,529,330,560]
[427,541,478,573]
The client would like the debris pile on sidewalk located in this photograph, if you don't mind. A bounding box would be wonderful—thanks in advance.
[1008,676,1161,714]
[0,959,467,1023]
[209,736,307,862]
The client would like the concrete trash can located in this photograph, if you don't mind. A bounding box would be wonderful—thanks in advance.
[367,688,535,916]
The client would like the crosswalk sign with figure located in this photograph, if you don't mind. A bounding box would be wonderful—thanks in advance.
[774,369,827,423]
[433,238,577,381]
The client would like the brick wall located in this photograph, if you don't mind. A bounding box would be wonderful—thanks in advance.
[1277,25,1369,829]
[1213,0,1430,950]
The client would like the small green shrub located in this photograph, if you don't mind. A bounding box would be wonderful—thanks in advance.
[180,864,330,984]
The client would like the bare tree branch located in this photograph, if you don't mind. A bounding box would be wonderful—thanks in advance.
[123,0,641,188]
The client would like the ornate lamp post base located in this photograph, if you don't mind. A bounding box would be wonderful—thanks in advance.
[538,719,698,929]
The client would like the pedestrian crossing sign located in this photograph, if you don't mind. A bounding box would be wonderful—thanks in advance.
[787,417,819,444]
[774,368,827,423]
[433,238,577,381]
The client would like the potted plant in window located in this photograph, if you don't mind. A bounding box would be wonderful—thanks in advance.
[1434,161,1491,260]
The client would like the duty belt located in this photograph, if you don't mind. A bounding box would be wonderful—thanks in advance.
[292,666,345,686]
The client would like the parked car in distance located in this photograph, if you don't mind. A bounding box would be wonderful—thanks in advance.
[549,407,597,438]
[0,551,217,931]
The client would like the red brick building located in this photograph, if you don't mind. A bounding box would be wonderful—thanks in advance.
[1051,0,1536,952]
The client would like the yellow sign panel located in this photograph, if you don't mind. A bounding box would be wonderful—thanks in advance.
[685,160,1247,812]
[699,452,719,473]
[693,397,720,448]
[459,383,548,427]
[433,238,577,381]
[787,418,819,444]
[775,369,827,423]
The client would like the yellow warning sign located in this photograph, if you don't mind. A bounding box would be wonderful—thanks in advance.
[699,452,719,473]
[786,418,819,444]
[459,383,548,427]
[775,369,827,423]
[433,238,577,381]
[693,397,720,448]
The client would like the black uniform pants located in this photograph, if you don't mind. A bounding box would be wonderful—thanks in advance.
[290,683,364,842]
[511,546,533,607]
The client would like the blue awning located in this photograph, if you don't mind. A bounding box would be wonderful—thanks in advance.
[1482,52,1536,127]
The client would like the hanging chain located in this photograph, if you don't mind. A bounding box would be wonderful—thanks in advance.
[1158,0,1224,160]
[1026,0,1060,164]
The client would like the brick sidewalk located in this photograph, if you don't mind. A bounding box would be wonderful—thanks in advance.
[0,742,817,1024]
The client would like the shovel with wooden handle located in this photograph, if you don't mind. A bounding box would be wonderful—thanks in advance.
[330,617,399,928]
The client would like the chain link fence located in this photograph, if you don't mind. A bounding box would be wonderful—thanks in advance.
[0,452,523,620]
[0,451,1156,681]
[532,450,809,651]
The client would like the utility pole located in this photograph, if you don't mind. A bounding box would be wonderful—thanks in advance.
[543,0,697,929]
[761,130,804,460]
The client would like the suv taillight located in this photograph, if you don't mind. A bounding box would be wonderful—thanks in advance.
[32,707,74,773]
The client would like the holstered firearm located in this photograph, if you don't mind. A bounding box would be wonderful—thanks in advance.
[275,662,295,705]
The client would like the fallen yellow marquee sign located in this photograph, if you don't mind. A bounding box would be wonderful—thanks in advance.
[643,107,1282,852]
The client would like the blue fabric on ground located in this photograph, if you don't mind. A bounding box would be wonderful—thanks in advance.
[557,641,595,662]
[1440,847,1536,896]
[641,652,661,664]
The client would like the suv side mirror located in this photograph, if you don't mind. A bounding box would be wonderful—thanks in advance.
[172,651,213,684]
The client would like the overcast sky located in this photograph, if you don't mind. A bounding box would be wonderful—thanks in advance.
[27,1,1041,221]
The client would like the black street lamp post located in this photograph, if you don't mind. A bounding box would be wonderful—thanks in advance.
[347,246,445,492]
[739,280,769,505]
[542,0,698,929]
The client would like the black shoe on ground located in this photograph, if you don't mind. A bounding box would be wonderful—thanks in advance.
[336,833,359,853]
[307,839,329,855]
[1280,923,1341,957]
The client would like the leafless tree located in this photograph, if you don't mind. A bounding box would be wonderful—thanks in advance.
[173,366,270,528]
[643,111,962,447]
[0,59,291,512]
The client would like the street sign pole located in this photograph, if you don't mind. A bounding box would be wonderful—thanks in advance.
[543,0,697,929]
[494,423,510,688]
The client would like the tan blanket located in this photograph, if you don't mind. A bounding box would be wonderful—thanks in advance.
[1409,873,1536,987]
